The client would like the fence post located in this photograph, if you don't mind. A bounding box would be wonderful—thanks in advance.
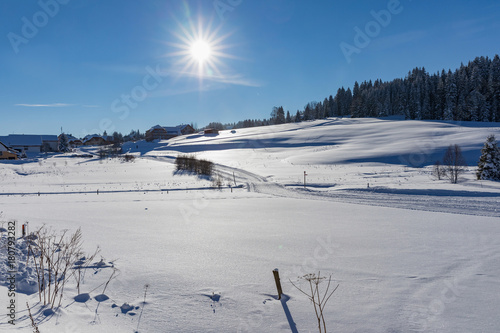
[273,268,283,300]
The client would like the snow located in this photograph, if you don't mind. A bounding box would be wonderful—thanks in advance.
[1,117,500,332]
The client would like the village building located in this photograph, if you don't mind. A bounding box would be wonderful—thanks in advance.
[204,128,219,135]
[0,141,18,160]
[0,134,59,153]
[83,134,113,146]
[58,134,84,147]
[145,124,195,141]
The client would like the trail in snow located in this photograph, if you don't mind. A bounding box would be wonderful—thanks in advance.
[214,163,500,218]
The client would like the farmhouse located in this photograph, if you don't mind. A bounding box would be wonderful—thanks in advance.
[0,141,18,160]
[145,124,195,141]
[59,134,83,147]
[204,128,219,135]
[0,134,59,153]
[83,134,112,146]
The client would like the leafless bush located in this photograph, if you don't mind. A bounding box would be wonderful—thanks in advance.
[211,173,224,189]
[432,160,444,180]
[26,226,97,309]
[26,302,40,333]
[175,154,213,176]
[443,144,466,184]
[290,272,339,333]
[73,248,100,294]
[122,154,136,162]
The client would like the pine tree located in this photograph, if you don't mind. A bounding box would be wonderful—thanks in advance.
[58,133,70,152]
[295,110,302,123]
[286,111,292,123]
[477,135,500,181]
[444,71,457,120]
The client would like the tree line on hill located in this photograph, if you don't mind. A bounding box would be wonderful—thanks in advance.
[209,55,500,130]
[68,56,498,145]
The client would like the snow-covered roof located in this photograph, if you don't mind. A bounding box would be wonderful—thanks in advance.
[64,134,80,141]
[148,124,191,134]
[0,134,59,147]
[163,127,182,135]
[41,135,58,142]
[83,134,102,142]
[0,135,43,146]
[0,141,9,151]
[149,125,164,131]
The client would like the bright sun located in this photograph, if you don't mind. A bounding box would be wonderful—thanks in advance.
[168,16,232,80]
[190,39,212,63]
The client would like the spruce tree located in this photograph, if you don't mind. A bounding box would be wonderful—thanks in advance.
[293,110,300,122]
[477,135,500,181]
[58,133,70,152]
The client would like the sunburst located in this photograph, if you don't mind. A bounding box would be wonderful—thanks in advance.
[168,15,232,80]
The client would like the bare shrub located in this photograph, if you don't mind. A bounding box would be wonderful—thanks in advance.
[73,248,100,294]
[26,226,97,309]
[433,160,444,180]
[26,302,40,333]
[122,154,136,162]
[443,144,466,184]
[211,173,224,189]
[290,272,338,333]
[175,154,213,176]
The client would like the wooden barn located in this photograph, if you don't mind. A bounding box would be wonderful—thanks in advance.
[83,134,111,146]
[204,128,219,135]
[145,124,195,141]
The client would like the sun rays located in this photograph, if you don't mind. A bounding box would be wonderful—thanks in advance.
[167,14,233,80]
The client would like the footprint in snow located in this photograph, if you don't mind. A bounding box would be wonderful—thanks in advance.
[74,293,91,303]
[94,294,109,302]
[202,293,221,313]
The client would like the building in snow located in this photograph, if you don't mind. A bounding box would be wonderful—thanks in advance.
[0,141,18,160]
[58,134,83,147]
[83,134,112,146]
[204,128,219,135]
[145,124,195,141]
[0,134,59,154]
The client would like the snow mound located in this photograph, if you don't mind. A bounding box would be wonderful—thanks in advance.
[0,233,39,295]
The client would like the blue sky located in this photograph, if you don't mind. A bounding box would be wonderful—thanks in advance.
[1,0,499,137]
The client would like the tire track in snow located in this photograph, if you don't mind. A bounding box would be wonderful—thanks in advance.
[214,163,500,218]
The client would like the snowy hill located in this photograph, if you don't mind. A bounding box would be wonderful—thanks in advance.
[1,118,500,332]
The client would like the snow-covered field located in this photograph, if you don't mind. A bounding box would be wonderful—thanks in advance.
[1,118,500,332]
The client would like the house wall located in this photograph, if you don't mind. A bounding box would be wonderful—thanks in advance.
[0,151,17,160]
[146,129,169,141]
[84,138,105,145]
[43,140,58,151]
[12,145,41,153]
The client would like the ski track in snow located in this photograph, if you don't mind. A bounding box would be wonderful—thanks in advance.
[213,163,500,218]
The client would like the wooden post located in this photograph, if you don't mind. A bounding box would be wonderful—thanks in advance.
[304,171,308,188]
[273,268,283,300]
[22,224,26,237]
